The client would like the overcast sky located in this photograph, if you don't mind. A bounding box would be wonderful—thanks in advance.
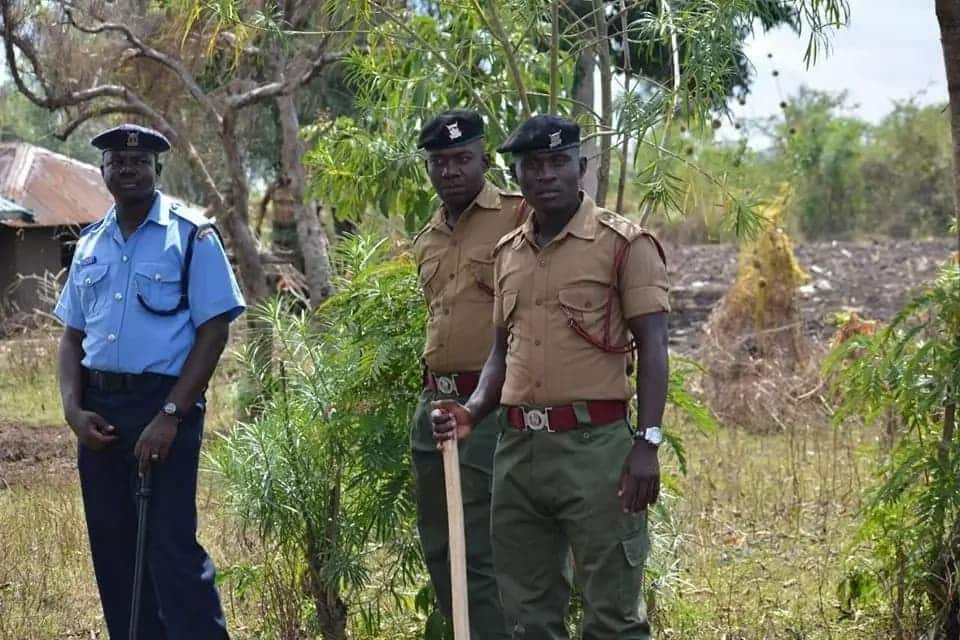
[735,0,946,124]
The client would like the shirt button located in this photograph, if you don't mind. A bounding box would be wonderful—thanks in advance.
[538,260,546,267]
[535,381,542,388]
[448,273,455,280]
[154,273,162,282]
[534,339,542,346]
[535,299,542,306]
[83,277,92,286]
[122,255,129,262]
[114,292,123,301]
[443,309,450,315]
[107,334,116,342]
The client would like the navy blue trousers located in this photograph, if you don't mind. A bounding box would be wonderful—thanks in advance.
[79,376,229,640]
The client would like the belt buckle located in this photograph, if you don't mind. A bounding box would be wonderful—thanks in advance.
[523,407,553,432]
[435,374,458,396]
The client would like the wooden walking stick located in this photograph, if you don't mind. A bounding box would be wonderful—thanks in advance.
[441,437,471,639]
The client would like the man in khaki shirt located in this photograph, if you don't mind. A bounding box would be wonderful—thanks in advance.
[411,109,524,638]
[433,115,670,639]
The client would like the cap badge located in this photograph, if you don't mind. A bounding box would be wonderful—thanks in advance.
[548,130,562,148]
[127,131,139,147]
[446,122,462,140]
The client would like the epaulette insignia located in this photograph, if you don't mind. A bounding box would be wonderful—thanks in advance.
[598,210,643,242]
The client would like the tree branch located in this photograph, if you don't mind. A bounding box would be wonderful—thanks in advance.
[477,0,531,117]
[225,50,352,110]
[62,6,224,126]
[57,104,153,139]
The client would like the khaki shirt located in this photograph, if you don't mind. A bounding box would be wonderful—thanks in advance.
[492,194,670,407]
[414,180,525,373]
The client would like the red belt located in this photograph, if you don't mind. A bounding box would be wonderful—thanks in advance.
[425,371,481,396]
[506,400,628,433]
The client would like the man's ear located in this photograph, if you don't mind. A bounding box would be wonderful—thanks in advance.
[508,162,518,184]
[482,152,492,172]
[156,162,163,178]
[578,156,588,177]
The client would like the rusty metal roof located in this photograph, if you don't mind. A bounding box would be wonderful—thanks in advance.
[0,143,112,228]
[0,142,203,228]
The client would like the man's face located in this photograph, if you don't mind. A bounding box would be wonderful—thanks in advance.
[514,148,586,215]
[101,149,159,203]
[425,139,489,210]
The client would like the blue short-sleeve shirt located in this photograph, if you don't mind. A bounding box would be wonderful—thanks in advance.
[54,191,246,376]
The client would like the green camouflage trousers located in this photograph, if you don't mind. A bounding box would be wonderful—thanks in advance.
[491,418,651,640]
[411,390,509,639]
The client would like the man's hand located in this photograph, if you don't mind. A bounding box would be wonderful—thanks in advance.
[618,441,661,513]
[431,400,474,448]
[66,407,117,451]
[134,413,179,476]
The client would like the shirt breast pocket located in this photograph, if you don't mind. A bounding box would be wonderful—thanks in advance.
[419,258,442,301]
[134,261,183,313]
[73,264,110,320]
[557,284,609,328]
[467,254,495,298]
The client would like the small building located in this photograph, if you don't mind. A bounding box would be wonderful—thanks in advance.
[0,142,201,316]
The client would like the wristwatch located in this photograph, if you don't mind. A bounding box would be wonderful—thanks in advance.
[160,401,184,424]
[634,425,663,448]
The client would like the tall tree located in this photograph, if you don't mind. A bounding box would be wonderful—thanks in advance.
[0,0,349,307]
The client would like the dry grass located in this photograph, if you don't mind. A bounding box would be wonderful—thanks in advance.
[0,332,895,639]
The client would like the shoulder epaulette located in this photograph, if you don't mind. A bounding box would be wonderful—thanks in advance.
[598,210,644,242]
[168,201,212,228]
[494,226,524,254]
[79,219,105,236]
[412,221,433,245]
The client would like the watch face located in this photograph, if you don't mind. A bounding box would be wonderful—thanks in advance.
[163,402,178,416]
[644,427,663,446]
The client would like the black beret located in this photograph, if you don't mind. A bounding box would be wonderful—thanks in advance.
[498,115,580,155]
[91,124,171,153]
[418,109,485,150]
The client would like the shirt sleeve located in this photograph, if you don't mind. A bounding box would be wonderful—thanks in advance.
[188,230,246,327]
[619,234,670,320]
[54,270,85,331]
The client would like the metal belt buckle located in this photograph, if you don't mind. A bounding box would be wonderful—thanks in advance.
[523,407,553,432]
[435,374,458,395]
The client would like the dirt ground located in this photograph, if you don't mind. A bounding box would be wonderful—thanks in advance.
[0,238,954,486]
[0,422,74,488]
[667,238,954,353]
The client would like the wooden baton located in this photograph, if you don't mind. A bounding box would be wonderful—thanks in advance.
[442,437,471,639]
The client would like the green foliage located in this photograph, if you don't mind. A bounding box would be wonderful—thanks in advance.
[208,235,426,636]
[305,0,847,234]
[775,88,867,239]
[826,261,960,634]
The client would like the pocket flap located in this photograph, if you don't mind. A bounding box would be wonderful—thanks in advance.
[135,261,182,284]
[621,529,648,568]
[418,259,440,288]
[501,289,518,321]
[558,285,606,312]
[75,264,108,287]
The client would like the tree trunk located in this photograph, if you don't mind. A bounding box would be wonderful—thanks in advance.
[276,90,334,307]
[572,49,599,199]
[592,0,613,208]
[934,3,960,636]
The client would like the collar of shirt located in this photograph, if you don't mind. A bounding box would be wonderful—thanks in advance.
[520,191,599,248]
[103,191,168,243]
[426,180,503,235]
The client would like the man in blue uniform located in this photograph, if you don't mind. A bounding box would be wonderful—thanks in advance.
[54,124,245,639]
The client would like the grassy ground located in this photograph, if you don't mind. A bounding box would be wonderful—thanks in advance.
[0,332,892,639]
